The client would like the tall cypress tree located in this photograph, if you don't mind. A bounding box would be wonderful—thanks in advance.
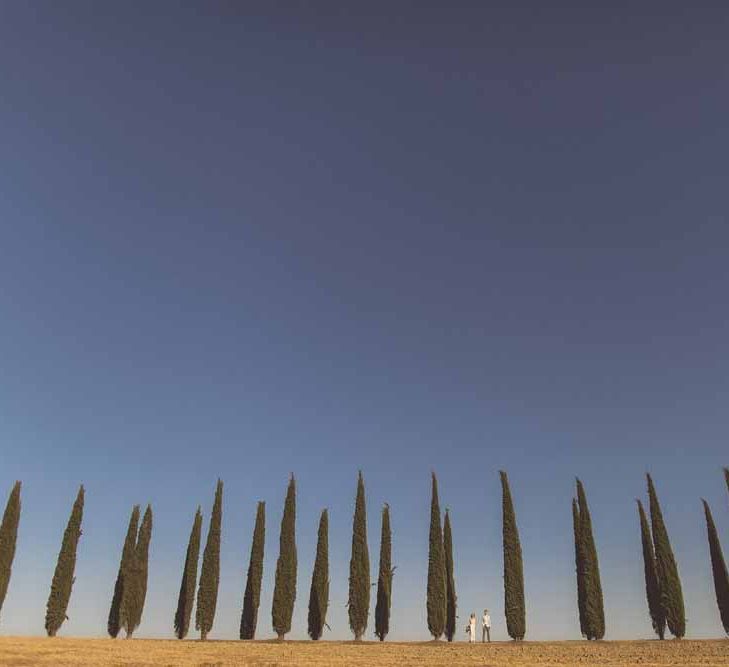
[443,508,456,642]
[240,501,265,640]
[121,504,152,638]
[702,500,729,636]
[501,471,525,640]
[196,479,223,641]
[108,505,140,638]
[636,499,665,639]
[348,471,370,641]
[307,509,329,640]
[572,498,587,638]
[0,481,21,624]
[426,472,446,640]
[724,467,729,499]
[374,504,393,642]
[647,474,685,639]
[174,507,202,640]
[272,475,297,640]
[45,485,84,636]
[576,479,605,640]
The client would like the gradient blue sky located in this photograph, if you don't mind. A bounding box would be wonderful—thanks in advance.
[1,2,728,641]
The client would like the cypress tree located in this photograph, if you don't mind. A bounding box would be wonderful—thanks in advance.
[240,501,265,640]
[196,479,223,641]
[175,507,202,640]
[575,479,605,640]
[443,508,456,642]
[636,499,665,639]
[307,509,329,640]
[45,485,84,636]
[0,481,21,624]
[702,500,729,636]
[375,503,393,642]
[501,471,525,640]
[121,504,152,638]
[348,471,370,641]
[108,505,140,638]
[572,498,587,638]
[647,474,685,639]
[426,472,446,640]
[272,475,297,640]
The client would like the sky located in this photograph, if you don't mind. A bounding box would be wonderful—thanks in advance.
[1,2,728,642]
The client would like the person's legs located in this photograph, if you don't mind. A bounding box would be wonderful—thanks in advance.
[482,625,486,642]
[486,626,491,642]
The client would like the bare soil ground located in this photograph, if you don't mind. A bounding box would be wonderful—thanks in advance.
[0,636,727,667]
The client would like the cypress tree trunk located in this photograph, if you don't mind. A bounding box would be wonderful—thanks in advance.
[196,479,223,641]
[307,509,329,640]
[108,505,140,638]
[272,475,297,640]
[174,507,202,640]
[702,500,729,636]
[647,474,685,639]
[45,485,84,637]
[374,504,393,642]
[240,501,265,640]
[572,498,587,638]
[443,508,456,642]
[426,472,446,640]
[348,471,370,641]
[501,471,525,641]
[636,499,665,639]
[121,504,153,639]
[0,481,21,624]
[576,479,605,640]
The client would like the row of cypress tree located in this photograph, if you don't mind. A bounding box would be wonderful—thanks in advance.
[1,469,728,639]
[425,471,526,642]
[575,470,729,641]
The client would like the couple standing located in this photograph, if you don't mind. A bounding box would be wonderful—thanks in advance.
[467,609,491,643]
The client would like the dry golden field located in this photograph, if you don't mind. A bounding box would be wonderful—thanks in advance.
[0,637,728,667]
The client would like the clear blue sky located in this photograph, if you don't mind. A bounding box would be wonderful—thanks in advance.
[1,2,728,641]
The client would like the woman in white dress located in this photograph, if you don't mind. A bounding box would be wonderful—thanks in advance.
[468,613,477,643]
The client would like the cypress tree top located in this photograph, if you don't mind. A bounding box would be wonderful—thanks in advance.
[348,471,370,641]
[647,473,685,639]
[307,509,329,640]
[501,471,526,641]
[45,485,85,637]
[175,506,202,640]
[108,505,140,639]
[426,472,446,640]
[241,501,266,640]
[0,481,22,622]
[196,479,223,641]
[375,503,393,642]
[272,475,297,639]
[702,499,729,636]
[636,499,665,640]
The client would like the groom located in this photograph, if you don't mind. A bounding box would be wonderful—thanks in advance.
[482,609,491,642]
